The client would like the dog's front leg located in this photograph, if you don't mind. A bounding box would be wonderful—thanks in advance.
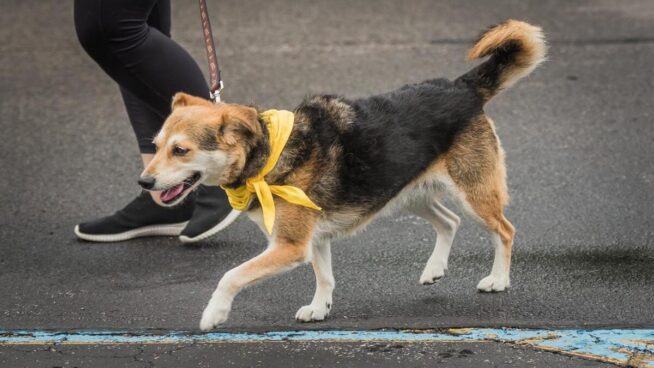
[295,238,334,322]
[199,204,317,331]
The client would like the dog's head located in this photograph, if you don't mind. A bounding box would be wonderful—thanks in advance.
[139,93,263,206]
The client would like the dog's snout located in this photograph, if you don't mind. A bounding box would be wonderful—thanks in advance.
[138,176,156,190]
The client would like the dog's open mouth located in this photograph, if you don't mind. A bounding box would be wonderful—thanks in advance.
[160,172,202,204]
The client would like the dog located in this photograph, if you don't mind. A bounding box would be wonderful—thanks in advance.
[139,20,546,330]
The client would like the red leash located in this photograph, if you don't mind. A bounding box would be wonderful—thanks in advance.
[198,0,223,102]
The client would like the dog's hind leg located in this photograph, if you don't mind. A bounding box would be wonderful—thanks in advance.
[411,200,461,285]
[199,204,318,330]
[464,189,515,292]
[446,116,515,292]
[295,238,334,322]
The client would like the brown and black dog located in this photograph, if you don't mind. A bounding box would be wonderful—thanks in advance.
[140,20,546,330]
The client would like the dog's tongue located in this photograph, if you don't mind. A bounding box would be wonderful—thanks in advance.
[161,183,184,202]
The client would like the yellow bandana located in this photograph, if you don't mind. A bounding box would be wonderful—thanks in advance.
[221,109,321,234]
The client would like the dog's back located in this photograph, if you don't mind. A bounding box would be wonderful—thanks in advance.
[336,79,482,208]
[290,20,546,215]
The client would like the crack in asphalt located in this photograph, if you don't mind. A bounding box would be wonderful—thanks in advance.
[131,343,197,368]
[131,346,153,368]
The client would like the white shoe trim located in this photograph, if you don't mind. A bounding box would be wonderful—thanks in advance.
[179,210,241,243]
[74,222,188,243]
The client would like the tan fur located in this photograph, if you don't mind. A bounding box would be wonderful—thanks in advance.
[406,114,514,273]
[220,104,262,138]
[445,115,514,260]
[145,96,265,187]
[467,20,547,92]
[232,204,318,288]
[171,92,214,109]
[275,201,319,247]
[213,205,315,296]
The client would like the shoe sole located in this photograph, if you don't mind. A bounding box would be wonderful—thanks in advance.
[179,210,241,243]
[74,222,188,242]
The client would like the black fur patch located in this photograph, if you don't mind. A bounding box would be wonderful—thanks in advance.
[196,126,219,151]
[290,78,483,212]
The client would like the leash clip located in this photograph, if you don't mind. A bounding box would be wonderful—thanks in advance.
[210,80,224,103]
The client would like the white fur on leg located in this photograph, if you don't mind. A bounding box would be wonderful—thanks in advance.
[419,260,447,285]
[199,269,239,331]
[199,290,233,331]
[413,201,460,285]
[477,233,511,292]
[199,243,308,330]
[295,240,334,322]
[295,300,331,322]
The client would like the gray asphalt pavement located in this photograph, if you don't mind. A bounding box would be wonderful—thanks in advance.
[0,341,610,368]
[1,0,653,366]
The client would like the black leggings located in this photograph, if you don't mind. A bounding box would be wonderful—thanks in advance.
[74,0,209,153]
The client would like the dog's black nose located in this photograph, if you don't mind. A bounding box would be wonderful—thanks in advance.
[138,176,156,190]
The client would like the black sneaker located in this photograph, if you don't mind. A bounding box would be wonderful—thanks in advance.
[179,185,240,243]
[74,191,194,242]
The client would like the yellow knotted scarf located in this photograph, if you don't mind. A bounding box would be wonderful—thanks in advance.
[221,109,321,234]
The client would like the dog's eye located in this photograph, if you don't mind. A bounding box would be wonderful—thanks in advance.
[172,146,189,156]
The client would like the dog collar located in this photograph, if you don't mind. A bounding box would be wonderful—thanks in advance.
[221,109,321,234]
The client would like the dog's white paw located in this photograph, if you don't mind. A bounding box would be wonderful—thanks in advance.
[419,264,446,285]
[199,298,231,331]
[295,303,331,322]
[477,275,510,292]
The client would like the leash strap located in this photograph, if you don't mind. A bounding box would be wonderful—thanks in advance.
[198,0,223,102]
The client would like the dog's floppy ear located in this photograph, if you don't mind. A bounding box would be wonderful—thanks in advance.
[221,104,261,137]
[171,92,214,110]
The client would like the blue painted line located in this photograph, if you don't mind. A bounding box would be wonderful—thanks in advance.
[0,328,652,366]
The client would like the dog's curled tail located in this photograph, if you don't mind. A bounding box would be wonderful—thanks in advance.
[458,20,547,103]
